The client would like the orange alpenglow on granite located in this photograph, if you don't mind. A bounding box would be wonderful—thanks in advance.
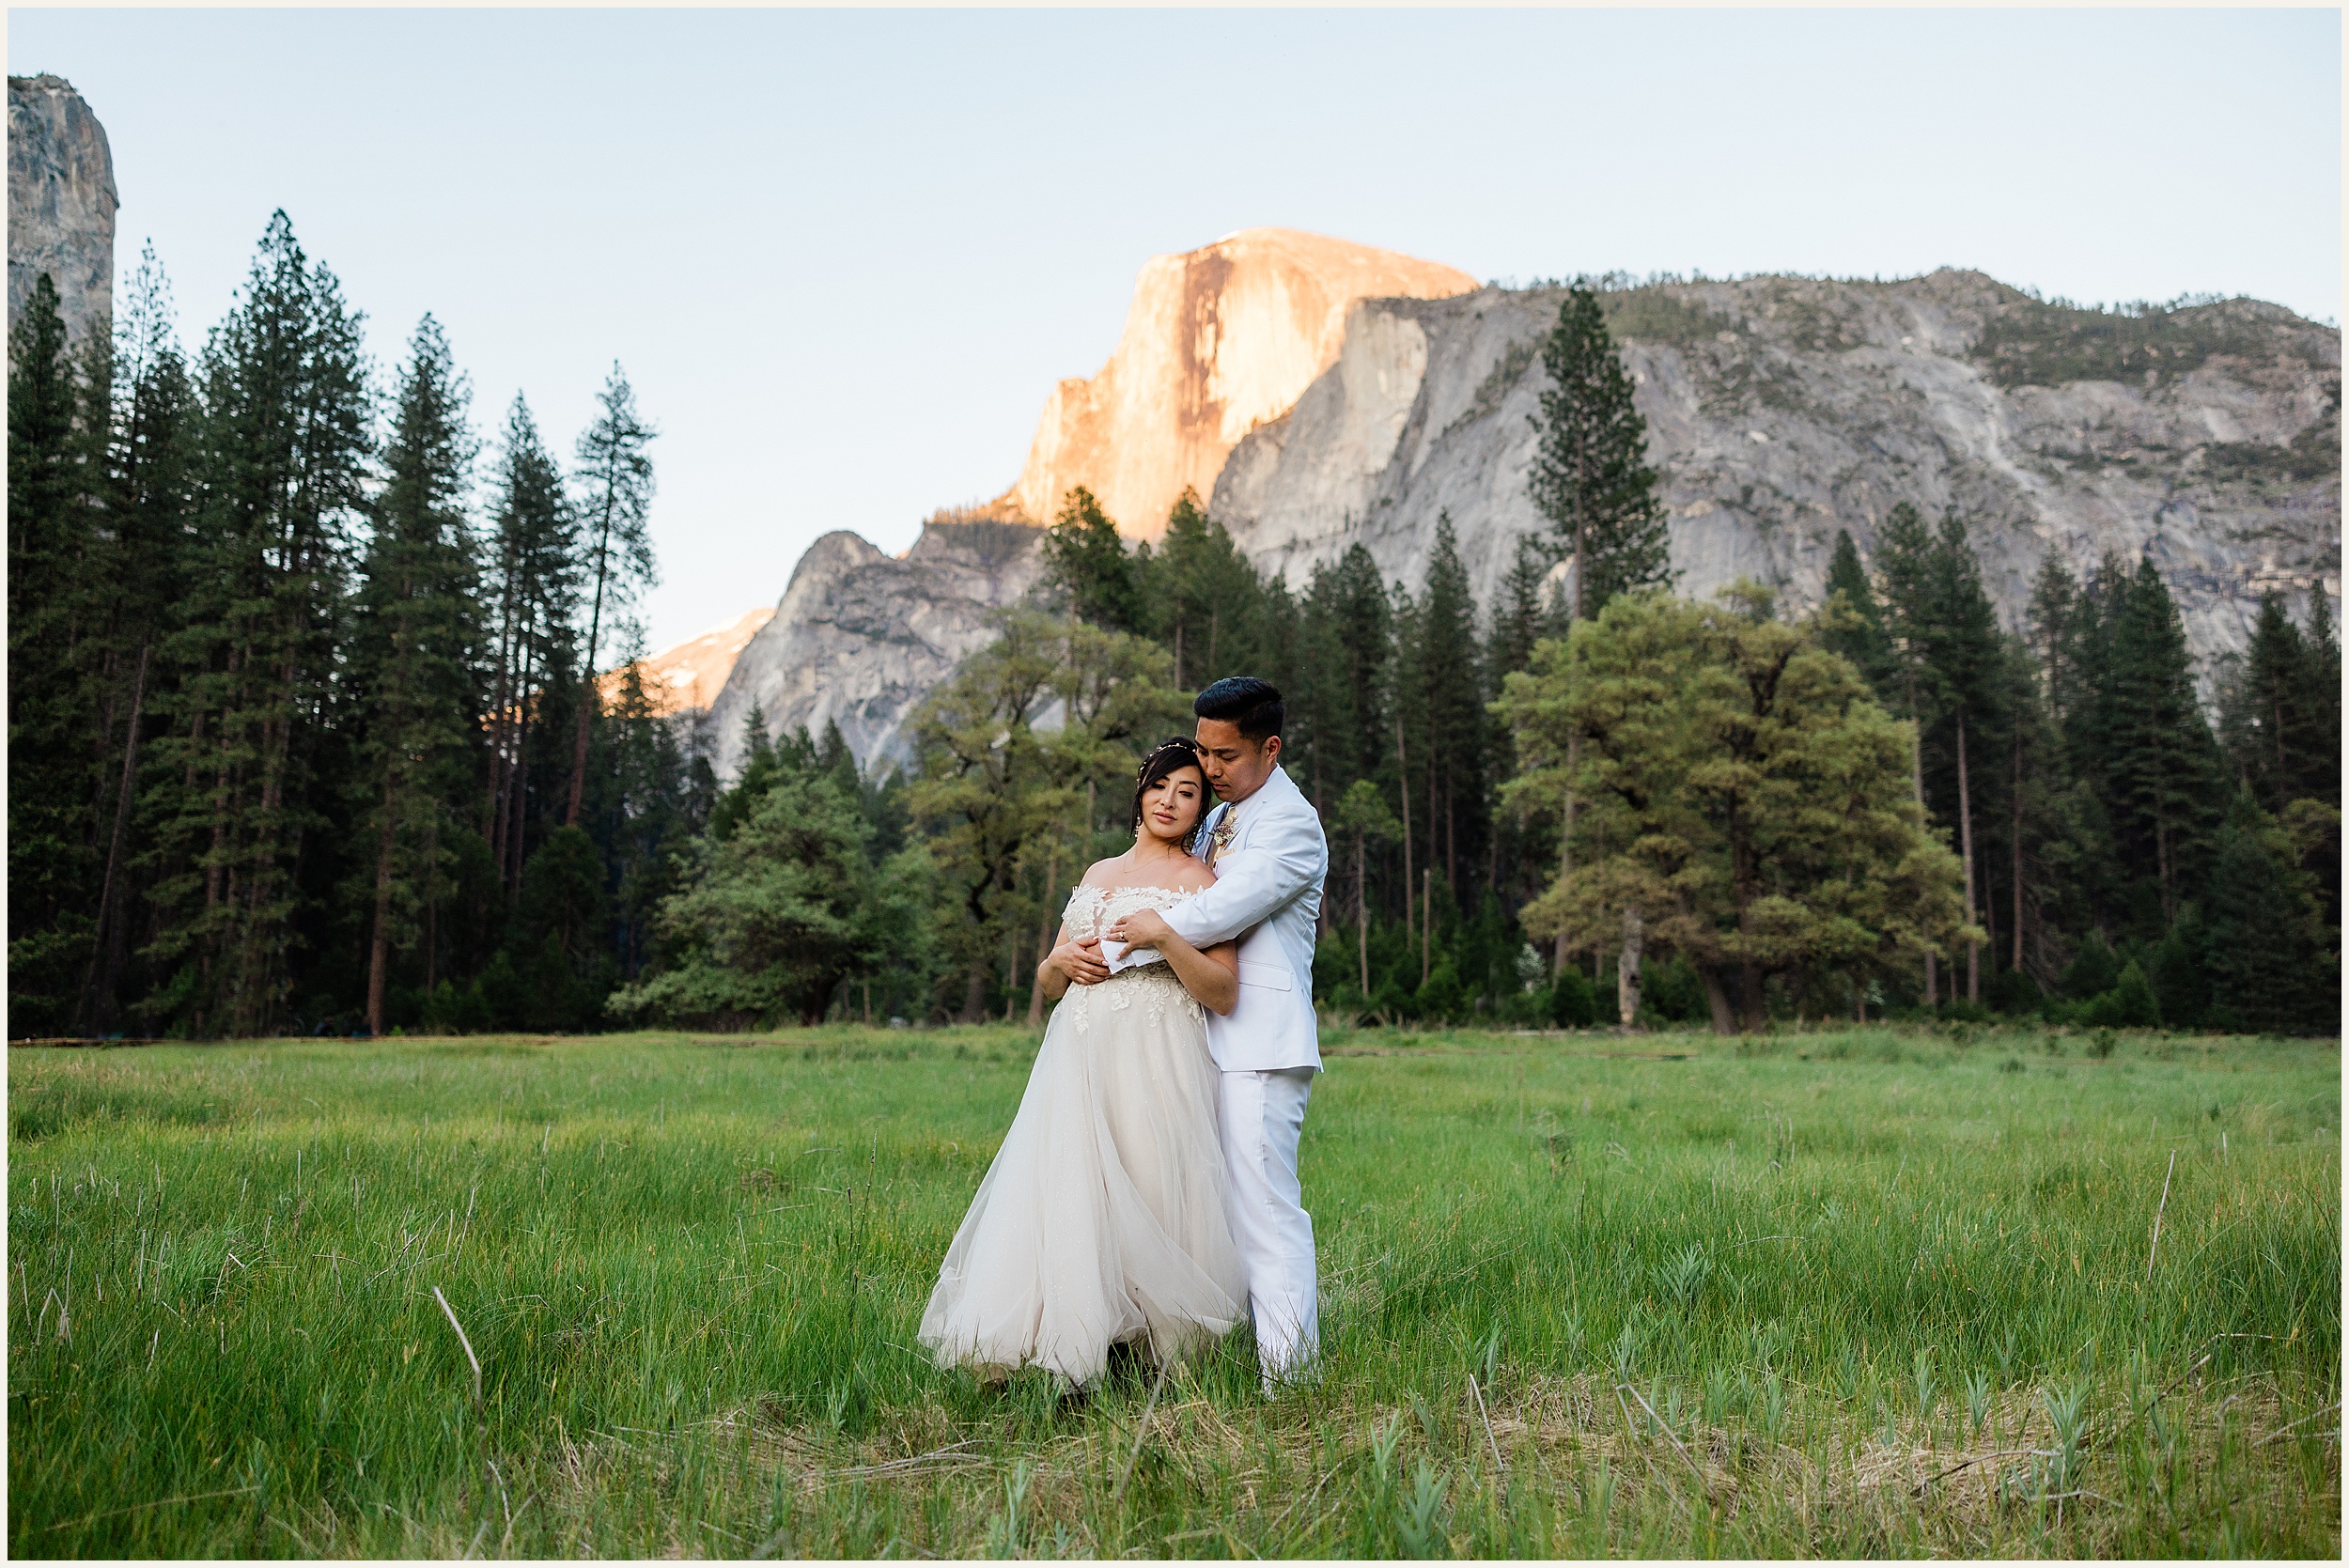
[600,607,775,715]
[1004,227,1478,541]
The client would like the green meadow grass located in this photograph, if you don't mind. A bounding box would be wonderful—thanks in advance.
[8,1022,2338,1558]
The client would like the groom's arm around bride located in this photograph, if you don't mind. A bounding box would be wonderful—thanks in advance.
[1112,676,1330,1385]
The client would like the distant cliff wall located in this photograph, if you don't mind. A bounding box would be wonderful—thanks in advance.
[1215,271,2341,668]
[705,519,1046,778]
[1006,227,1476,540]
[8,74,117,347]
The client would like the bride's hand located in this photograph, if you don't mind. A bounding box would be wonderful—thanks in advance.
[1051,936,1112,987]
[1106,908,1173,950]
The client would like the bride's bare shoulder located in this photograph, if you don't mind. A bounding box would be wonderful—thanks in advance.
[1077,855,1130,888]
[1163,858,1216,893]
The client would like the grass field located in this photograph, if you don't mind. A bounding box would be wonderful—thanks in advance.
[8,1021,2339,1558]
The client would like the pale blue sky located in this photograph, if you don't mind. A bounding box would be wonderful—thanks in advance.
[11,8,2340,650]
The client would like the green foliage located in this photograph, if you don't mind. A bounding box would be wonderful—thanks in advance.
[1498,582,1969,1032]
[1549,963,1599,1028]
[1969,291,2325,390]
[907,611,1188,1021]
[1528,286,1672,619]
[609,768,912,1029]
[1140,488,1264,688]
[2202,799,2337,1035]
[143,211,375,1037]
[1596,285,1729,348]
[2083,958,2162,1030]
[1040,486,1145,636]
[2220,590,2341,816]
[2061,930,2123,1001]
[348,315,485,1034]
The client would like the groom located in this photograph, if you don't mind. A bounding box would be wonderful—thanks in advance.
[1113,675,1328,1385]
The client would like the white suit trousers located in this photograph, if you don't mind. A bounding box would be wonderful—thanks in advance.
[1219,1065,1318,1379]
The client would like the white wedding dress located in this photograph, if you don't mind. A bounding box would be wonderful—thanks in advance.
[919,884,1247,1386]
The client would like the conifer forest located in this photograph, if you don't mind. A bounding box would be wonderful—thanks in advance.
[9,224,2340,1042]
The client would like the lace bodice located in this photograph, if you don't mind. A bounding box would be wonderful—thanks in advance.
[1057,884,1204,1032]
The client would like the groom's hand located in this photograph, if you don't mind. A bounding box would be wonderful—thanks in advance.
[1106,908,1172,950]
[1055,937,1112,986]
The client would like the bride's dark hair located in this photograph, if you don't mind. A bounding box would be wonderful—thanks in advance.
[1130,737,1209,851]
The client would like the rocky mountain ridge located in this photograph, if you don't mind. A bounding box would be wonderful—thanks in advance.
[703,518,1045,779]
[715,264,2339,778]
[1215,269,2339,661]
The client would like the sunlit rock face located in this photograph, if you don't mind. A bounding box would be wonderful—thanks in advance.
[8,74,117,347]
[1215,271,2340,670]
[1007,227,1478,540]
[600,607,774,716]
[704,520,1046,778]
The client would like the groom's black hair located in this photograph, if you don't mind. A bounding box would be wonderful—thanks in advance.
[1193,675,1283,742]
[1131,737,1209,851]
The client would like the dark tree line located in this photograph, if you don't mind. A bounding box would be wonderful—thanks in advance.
[18,243,2334,1038]
[8,215,708,1039]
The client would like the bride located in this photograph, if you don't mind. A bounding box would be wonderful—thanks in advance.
[919,737,1248,1387]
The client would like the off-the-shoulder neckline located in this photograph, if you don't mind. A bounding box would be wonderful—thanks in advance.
[1069,883,1201,898]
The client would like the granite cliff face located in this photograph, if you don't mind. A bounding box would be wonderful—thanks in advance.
[1214,271,2341,667]
[600,607,774,716]
[1006,227,1476,539]
[705,519,1047,777]
[8,74,117,347]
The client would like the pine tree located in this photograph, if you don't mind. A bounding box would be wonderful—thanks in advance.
[6,272,103,1032]
[565,364,657,825]
[79,246,201,1032]
[483,396,580,890]
[1486,534,1563,687]
[2084,559,2226,930]
[1528,284,1672,620]
[1412,514,1489,893]
[1042,486,1144,635]
[145,213,374,1037]
[2223,590,2338,815]
[349,316,483,1036]
[2204,797,2333,1034]
[1817,528,1895,693]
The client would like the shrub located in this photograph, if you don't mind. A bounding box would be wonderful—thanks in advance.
[1415,958,1466,1024]
[2061,932,2122,1001]
[2083,959,2162,1030]
[1552,965,1600,1028]
[1988,968,2042,1016]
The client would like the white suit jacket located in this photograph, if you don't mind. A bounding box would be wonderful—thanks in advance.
[1162,763,1328,1073]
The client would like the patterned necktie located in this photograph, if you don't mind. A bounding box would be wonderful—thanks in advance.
[1206,802,1238,868]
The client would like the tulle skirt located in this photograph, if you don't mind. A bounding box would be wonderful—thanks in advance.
[918,965,1246,1385]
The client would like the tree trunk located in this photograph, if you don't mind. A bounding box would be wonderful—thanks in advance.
[1956,707,1979,1002]
[1555,731,1579,977]
[1738,957,1766,1032]
[1422,867,1432,986]
[1702,967,1738,1036]
[1617,907,1643,1026]
[1911,711,1937,1008]
[1396,719,1414,947]
[566,685,595,828]
[1357,830,1371,997]
[424,816,439,994]
[81,638,149,1032]
[2012,725,2025,974]
[366,771,399,1037]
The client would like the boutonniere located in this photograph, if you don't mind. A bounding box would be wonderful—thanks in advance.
[1206,806,1238,864]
